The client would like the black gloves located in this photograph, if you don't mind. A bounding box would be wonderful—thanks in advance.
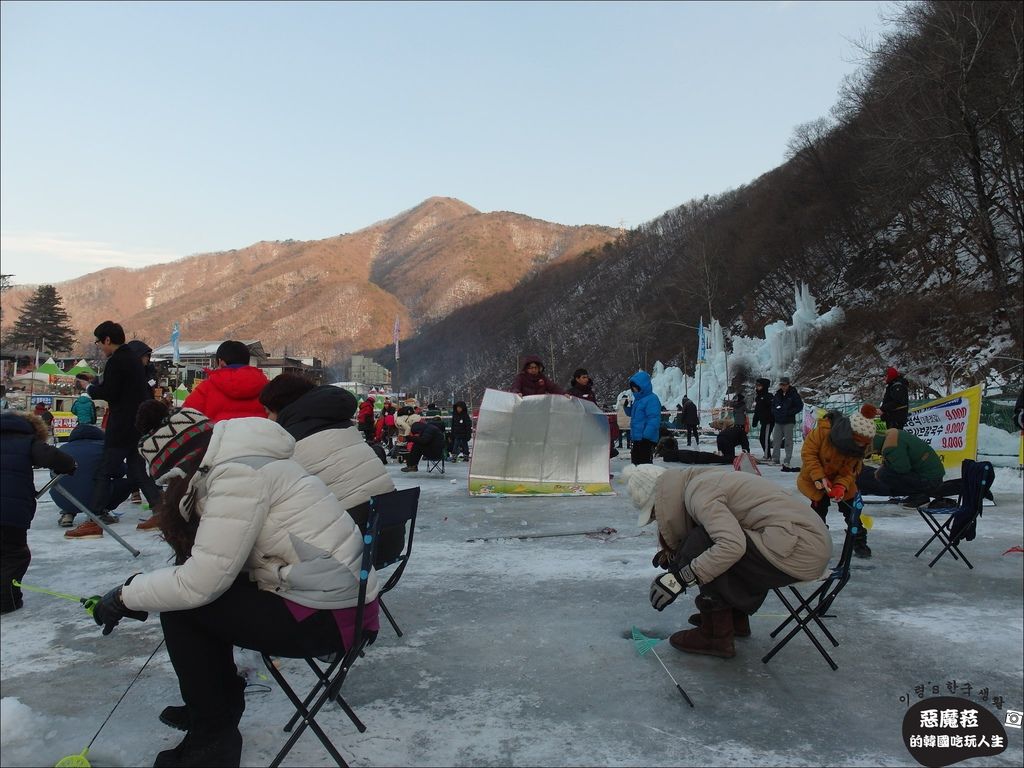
[89,586,148,635]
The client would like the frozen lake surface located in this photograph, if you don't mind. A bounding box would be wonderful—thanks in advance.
[2,455,1022,767]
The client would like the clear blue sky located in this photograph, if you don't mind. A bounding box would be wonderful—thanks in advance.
[1,0,894,285]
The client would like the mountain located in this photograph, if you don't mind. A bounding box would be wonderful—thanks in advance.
[365,2,1023,405]
[2,197,619,362]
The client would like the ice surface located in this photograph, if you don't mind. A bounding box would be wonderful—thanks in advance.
[1,453,1022,767]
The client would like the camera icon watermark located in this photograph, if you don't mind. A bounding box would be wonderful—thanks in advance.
[1005,710,1023,729]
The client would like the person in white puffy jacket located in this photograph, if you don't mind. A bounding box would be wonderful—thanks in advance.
[87,401,379,768]
[259,374,395,529]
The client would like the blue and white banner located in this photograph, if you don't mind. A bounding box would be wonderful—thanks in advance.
[171,322,180,365]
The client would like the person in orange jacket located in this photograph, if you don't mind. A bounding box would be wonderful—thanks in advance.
[797,404,879,558]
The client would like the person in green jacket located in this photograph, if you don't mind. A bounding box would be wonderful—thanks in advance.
[70,390,96,425]
[857,428,945,506]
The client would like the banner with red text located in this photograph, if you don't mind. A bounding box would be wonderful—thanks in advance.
[904,385,981,469]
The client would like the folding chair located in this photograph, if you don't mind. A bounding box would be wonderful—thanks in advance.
[374,488,419,637]
[261,487,421,768]
[761,496,860,671]
[425,450,446,474]
[915,459,994,569]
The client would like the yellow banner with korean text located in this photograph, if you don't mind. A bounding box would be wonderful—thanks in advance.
[904,385,982,469]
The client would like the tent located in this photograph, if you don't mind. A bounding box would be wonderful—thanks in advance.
[65,359,98,377]
[11,371,51,384]
[35,357,73,377]
[172,384,189,406]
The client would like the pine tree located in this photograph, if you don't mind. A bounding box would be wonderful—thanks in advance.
[6,285,77,354]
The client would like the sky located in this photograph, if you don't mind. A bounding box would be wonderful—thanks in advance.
[0,0,895,286]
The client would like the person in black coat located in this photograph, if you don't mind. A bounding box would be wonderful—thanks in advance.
[566,368,597,404]
[881,367,910,429]
[770,377,804,469]
[75,321,162,529]
[402,420,445,472]
[750,378,773,459]
[450,401,473,461]
[681,396,700,446]
[716,424,750,458]
[1,411,77,613]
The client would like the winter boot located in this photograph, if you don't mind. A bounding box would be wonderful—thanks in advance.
[853,529,872,559]
[160,675,246,731]
[670,596,736,658]
[153,724,242,768]
[687,607,751,637]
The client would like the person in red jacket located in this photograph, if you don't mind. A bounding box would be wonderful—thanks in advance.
[183,341,268,423]
[357,396,376,443]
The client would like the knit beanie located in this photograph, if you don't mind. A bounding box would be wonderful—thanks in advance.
[885,367,899,384]
[849,404,880,444]
[137,406,214,482]
[623,464,667,527]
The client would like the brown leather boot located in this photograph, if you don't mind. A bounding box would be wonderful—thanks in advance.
[671,597,736,658]
[687,608,751,637]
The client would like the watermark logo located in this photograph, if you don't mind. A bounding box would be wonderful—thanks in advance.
[902,696,1008,767]
[1005,710,1022,729]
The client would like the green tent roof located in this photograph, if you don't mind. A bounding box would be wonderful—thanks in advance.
[66,359,98,376]
[35,357,73,377]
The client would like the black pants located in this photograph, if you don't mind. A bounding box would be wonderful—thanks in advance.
[630,438,655,465]
[0,526,30,612]
[160,576,345,729]
[810,496,868,545]
[451,436,470,458]
[684,425,699,446]
[856,466,941,499]
[754,421,772,454]
[883,411,908,430]
[407,446,442,467]
[90,441,160,514]
[675,526,796,614]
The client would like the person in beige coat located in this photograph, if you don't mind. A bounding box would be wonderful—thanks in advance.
[626,464,832,659]
[395,405,423,438]
[615,394,632,449]
[86,402,379,767]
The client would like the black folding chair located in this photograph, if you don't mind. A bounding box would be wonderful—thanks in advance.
[261,487,421,768]
[425,451,446,474]
[761,497,860,671]
[375,488,419,637]
[915,459,994,569]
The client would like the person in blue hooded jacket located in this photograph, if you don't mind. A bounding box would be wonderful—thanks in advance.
[50,423,133,529]
[626,371,662,465]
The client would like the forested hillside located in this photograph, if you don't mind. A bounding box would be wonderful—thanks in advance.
[374,1,1023,405]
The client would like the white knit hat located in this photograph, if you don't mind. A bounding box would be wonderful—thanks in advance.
[624,464,666,527]
[849,404,880,444]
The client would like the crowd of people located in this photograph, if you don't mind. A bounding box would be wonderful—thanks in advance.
[0,329,980,765]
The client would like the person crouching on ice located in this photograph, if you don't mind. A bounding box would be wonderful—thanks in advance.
[626,464,831,658]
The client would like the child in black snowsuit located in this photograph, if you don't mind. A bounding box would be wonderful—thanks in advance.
[1,411,77,613]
